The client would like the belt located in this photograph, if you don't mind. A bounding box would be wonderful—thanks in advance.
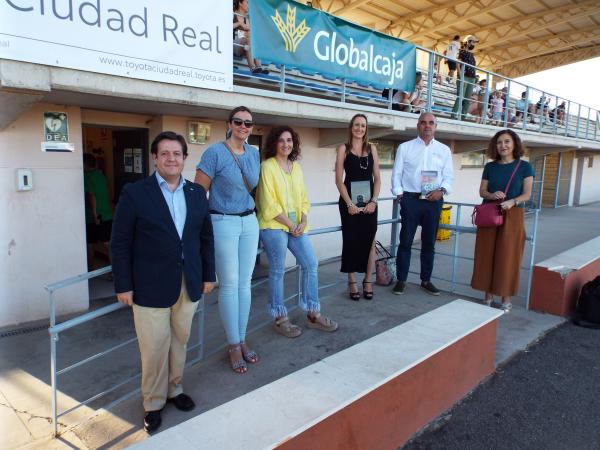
[209,209,254,217]
[402,192,422,198]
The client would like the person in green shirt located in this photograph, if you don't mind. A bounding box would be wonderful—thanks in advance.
[84,153,113,271]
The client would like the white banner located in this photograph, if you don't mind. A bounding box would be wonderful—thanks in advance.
[0,0,232,91]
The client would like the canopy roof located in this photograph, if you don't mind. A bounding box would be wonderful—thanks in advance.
[310,0,600,77]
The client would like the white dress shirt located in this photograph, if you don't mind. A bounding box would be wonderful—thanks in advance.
[391,137,454,196]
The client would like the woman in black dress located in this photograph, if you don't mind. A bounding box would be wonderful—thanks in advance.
[335,114,381,300]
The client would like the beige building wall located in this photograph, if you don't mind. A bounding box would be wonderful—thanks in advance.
[0,103,88,327]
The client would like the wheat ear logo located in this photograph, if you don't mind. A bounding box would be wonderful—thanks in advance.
[271,4,311,53]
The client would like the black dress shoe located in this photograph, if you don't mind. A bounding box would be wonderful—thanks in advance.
[167,393,196,411]
[392,281,405,295]
[421,281,440,296]
[144,410,162,433]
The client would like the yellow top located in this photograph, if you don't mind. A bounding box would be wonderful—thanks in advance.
[256,157,311,232]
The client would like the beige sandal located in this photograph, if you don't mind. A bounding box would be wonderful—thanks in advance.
[307,313,338,332]
[272,317,302,338]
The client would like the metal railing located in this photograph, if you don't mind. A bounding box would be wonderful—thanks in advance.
[233,45,599,142]
[45,197,539,436]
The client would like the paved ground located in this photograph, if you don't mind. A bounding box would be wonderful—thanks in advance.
[403,321,600,450]
[0,202,598,449]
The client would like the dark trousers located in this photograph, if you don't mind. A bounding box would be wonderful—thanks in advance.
[396,195,443,282]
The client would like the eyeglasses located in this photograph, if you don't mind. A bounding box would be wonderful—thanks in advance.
[231,118,254,128]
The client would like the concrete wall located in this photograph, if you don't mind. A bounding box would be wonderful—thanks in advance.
[0,103,88,327]
[575,155,600,205]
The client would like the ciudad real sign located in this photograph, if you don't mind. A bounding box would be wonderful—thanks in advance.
[0,0,232,91]
[249,0,416,91]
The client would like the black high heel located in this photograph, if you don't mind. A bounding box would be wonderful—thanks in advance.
[362,280,374,300]
[348,281,360,301]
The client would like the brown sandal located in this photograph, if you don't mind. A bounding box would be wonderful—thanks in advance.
[272,317,302,338]
[307,313,338,332]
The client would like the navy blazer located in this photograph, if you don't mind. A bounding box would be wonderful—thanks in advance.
[111,173,216,308]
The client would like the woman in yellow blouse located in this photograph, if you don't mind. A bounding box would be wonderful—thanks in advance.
[256,126,338,338]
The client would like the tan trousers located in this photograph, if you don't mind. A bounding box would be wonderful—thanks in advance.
[132,278,198,412]
[471,207,525,297]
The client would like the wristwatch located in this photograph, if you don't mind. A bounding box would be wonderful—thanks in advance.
[439,187,447,195]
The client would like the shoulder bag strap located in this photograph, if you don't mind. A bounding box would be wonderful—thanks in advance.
[223,141,253,194]
[503,159,522,196]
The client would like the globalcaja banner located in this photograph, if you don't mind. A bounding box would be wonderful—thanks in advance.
[249,0,416,91]
[0,0,232,91]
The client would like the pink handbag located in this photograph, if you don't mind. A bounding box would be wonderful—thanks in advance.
[472,160,521,228]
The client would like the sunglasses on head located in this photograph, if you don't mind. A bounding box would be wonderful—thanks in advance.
[231,118,254,128]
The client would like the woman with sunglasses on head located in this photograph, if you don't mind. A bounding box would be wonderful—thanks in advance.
[335,114,381,301]
[471,129,534,312]
[195,106,260,374]
[256,126,338,337]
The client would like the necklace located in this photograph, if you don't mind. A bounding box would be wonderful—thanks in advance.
[359,155,369,170]
[278,158,292,174]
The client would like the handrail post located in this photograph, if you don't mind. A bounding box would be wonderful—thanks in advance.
[341,78,346,103]
[525,209,540,310]
[198,296,205,360]
[280,64,286,94]
[503,79,510,128]
[296,264,302,303]
[390,199,400,257]
[455,63,465,120]
[450,204,461,292]
[538,92,545,133]
[585,107,591,140]
[575,103,581,139]
[565,101,571,136]
[426,52,434,112]
[553,95,559,134]
[49,289,59,437]
[523,87,530,131]
[481,72,490,125]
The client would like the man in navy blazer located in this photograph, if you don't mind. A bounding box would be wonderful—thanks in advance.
[111,131,215,433]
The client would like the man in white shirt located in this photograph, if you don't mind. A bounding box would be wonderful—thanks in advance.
[391,112,454,295]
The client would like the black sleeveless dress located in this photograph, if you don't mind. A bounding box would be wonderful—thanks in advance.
[338,150,378,273]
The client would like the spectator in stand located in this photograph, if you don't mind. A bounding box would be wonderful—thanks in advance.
[514,92,527,123]
[393,72,427,113]
[444,35,460,83]
[514,91,536,124]
[471,129,534,312]
[536,95,550,123]
[476,80,489,123]
[234,0,268,75]
[452,35,479,120]
[433,59,443,84]
[468,79,487,122]
[490,90,504,126]
[550,100,567,125]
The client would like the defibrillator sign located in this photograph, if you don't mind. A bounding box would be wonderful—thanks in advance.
[44,112,69,142]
